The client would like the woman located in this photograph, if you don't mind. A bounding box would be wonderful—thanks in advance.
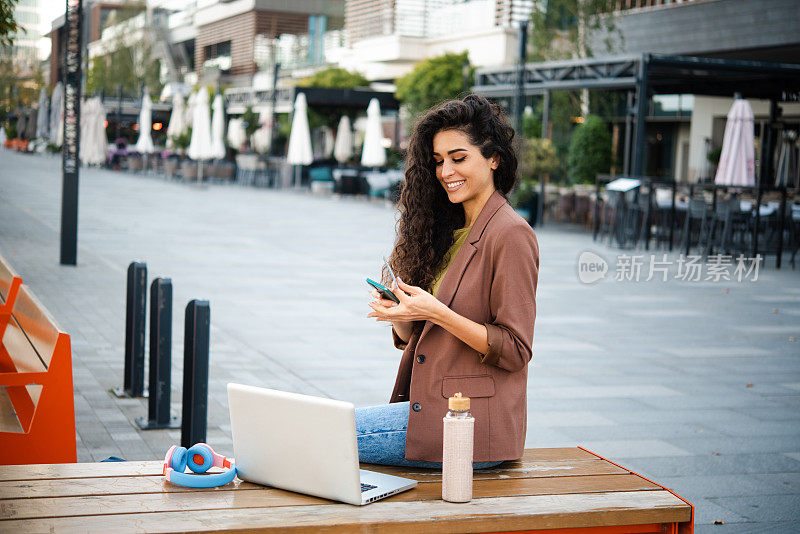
[361,94,539,469]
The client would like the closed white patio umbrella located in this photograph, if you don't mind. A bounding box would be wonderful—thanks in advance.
[333,115,353,164]
[78,99,92,161]
[49,82,64,146]
[250,109,272,154]
[184,91,196,130]
[135,93,155,154]
[93,97,108,164]
[286,92,313,186]
[36,87,49,139]
[188,89,213,160]
[251,125,271,154]
[188,89,213,180]
[166,93,186,149]
[79,97,107,165]
[361,98,386,168]
[714,97,755,187]
[209,94,226,160]
[321,126,334,158]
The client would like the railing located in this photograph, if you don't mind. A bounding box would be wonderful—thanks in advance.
[614,0,712,12]
[593,173,798,267]
[223,87,295,109]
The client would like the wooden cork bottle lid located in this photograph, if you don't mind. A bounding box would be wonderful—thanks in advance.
[448,392,470,411]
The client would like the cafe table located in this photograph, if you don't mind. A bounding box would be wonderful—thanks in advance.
[0,447,693,533]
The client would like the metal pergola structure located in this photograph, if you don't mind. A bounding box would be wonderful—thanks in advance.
[473,53,800,177]
[224,86,400,115]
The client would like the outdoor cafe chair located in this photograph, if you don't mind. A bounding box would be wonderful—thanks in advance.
[556,191,576,223]
[235,154,264,186]
[679,198,712,255]
[181,160,198,181]
[624,189,652,250]
[704,197,752,258]
[595,192,619,245]
[647,187,676,250]
[126,155,143,173]
[164,158,179,179]
[573,194,591,227]
[148,155,163,175]
[788,204,799,268]
[215,161,236,182]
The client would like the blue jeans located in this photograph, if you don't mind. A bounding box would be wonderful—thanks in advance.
[355,402,503,469]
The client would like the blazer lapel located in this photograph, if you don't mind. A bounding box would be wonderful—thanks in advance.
[418,191,508,341]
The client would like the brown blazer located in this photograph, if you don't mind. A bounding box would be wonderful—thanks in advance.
[390,190,539,462]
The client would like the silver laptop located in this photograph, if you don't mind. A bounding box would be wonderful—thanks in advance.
[227,383,417,505]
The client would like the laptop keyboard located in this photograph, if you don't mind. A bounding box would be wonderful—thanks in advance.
[361,483,378,492]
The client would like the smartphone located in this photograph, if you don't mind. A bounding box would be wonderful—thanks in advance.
[383,257,397,287]
[366,278,400,304]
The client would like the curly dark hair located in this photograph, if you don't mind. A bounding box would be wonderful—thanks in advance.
[384,94,517,292]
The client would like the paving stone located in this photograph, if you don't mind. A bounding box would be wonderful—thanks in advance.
[708,494,800,522]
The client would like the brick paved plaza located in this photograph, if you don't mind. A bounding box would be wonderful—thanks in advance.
[1,151,798,532]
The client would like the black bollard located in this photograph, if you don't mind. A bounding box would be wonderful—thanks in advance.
[113,262,147,398]
[136,278,180,430]
[181,300,210,448]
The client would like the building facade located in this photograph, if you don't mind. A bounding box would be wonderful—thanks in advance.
[588,0,800,182]
[336,0,525,82]
[6,0,41,76]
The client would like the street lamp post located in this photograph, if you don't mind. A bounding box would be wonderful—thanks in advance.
[61,0,83,265]
[512,20,529,138]
[269,61,280,157]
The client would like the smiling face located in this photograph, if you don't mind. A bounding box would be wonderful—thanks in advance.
[433,129,498,209]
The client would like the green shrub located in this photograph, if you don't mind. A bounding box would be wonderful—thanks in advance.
[395,52,471,120]
[241,107,259,139]
[513,137,559,207]
[567,115,611,184]
[171,128,191,151]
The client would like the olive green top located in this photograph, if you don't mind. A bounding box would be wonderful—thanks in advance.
[430,226,472,298]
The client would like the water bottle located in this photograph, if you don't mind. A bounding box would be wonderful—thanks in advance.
[442,392,474,502]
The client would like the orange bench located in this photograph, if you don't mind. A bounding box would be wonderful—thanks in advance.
[0,255,76,465]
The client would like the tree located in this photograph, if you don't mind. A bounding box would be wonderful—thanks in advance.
[567,115,611,184]
[526,1,621,183]
[85,3,162,96]
[513,137,559,210]
[0,0,21,49]
[297,67,370,133]
[299,67,368,89]
[241,106,259,139]
[530,0,618,63]
[395,52,471,119]
[520,138,559,183]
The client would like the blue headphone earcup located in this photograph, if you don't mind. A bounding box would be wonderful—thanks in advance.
[186,444,213,473]
[170,446,188,472]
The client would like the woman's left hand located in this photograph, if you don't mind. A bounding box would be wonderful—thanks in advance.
[367,278,447,324]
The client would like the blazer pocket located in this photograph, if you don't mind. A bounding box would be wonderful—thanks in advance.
[441,375,496,399]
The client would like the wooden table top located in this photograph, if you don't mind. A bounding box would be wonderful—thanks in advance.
[0,447,692,533]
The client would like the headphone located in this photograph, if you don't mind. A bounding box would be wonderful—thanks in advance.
[163,443,237,488]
